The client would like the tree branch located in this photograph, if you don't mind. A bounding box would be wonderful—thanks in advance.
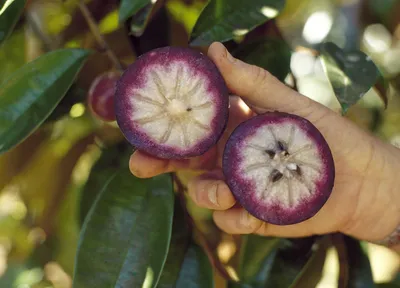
[78,1,124,71]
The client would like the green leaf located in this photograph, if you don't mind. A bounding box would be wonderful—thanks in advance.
[175,243,214,288]
[190,0,286,46]
[0,48,90,155]
[233,38,292,82]
[0,0,26,45]
[230,237,320,288]
[130,3,155,37]
[261,237,318,287]
[119,0,151,23]
[290,237,330,288]
[238,235,280,282]
[344,237,375,288]
[320,42,381,114]
[73,169,175,288]
[78,142,132,225]
[157,198,191,287]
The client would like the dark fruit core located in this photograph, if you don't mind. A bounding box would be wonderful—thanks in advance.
[223,112,335,225]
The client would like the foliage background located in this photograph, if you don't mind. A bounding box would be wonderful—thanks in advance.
[0,0,400,287]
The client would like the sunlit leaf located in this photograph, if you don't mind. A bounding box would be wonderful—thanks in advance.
[73,169,174,288]
[78,142,132,225]
[190,0,286,46]
[119,0,151,23]
[233,38,292,82]
[0,0,26,45]
[320,42,381,114]
[0,28,25,84]
[0,48,90,155]
[175,243,214,288]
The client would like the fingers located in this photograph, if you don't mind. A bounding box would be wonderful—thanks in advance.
[207,42,328,117]
[129,147,217,178]
[213,208,264,234]
[213,208,317,237]
[187,171,236,210]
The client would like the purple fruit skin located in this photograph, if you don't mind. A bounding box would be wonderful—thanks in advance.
[223,112,335,225]
[115,46,229,159]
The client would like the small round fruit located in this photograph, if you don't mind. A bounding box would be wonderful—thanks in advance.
[87,71,121,122]
[115,46,229,159]
[223,112,335,225]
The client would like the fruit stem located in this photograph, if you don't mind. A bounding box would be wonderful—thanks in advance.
[78,1,124,71]
[331,233,349,288]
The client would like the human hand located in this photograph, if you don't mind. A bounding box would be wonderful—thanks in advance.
[129,42,400,247]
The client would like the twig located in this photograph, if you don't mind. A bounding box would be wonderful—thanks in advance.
[78,1,124,71]
[331,233,349,288]
[172,173,233,281]
[25,13,58,51]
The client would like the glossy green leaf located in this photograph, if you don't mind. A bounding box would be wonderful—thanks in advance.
[119,0,151,23]
[290,237,330,288]
[263,238,317,287]
[157,198,191,287]
[73,169,175,288]
[230,237,319,288]
[0,48,90,155]
[130,2,155,37]
[233,38,292,82]
[190,0,286,46]
[344,237,375,288]
[78,142,133,225]
[0,0,26,45]
[175,243,214,288]
[320,42,381,114]
[238,235,280,282]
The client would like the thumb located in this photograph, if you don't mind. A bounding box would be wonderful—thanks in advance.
[207,42,327,117]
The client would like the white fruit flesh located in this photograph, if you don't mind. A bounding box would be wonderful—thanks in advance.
[240,123,324,208]
[128,62,216,149]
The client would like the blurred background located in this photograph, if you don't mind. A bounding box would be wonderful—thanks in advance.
[1,0,400,287]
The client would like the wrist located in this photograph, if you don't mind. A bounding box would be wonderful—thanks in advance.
[343,139,400,245]
[368,142,400,247]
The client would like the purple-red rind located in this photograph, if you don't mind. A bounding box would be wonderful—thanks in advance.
[114,46,229,159]
[88,71,121,122]
[222,111,335,225]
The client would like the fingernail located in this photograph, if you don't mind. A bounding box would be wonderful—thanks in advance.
[208,183,219,206]
[240,211,258,229]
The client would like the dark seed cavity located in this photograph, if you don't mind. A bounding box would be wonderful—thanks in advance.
[271,169,283,182]
[265,150,275,158]
[295,165,302,176]
[277,141,289,155]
